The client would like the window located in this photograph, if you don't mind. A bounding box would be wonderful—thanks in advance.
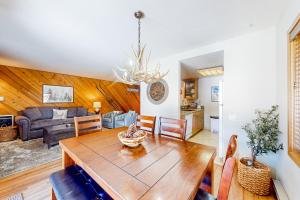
[288,17,300,167]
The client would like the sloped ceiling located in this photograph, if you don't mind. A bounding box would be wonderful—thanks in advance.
[0,0,285,80]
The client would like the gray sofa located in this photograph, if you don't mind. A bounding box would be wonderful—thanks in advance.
[15,106,89,141]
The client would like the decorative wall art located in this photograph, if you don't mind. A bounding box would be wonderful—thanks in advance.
[147,79,169,105]
[43,85,74,103]
[211,86,219,102]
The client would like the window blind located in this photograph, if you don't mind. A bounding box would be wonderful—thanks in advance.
[293,34,300,152]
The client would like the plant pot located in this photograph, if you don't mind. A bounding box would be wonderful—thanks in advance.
[237,157,271,195]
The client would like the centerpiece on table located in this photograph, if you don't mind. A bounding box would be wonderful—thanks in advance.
[118,124,147,147]
[238,105,283,195]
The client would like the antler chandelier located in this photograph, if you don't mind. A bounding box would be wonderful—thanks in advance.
[113,11,168,85]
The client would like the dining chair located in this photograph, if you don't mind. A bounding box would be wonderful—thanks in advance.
[200,134,238,193]
[158,117,187,140]
[224,135,238,161]
[74,115,102,137]
[136,115,156,134]
[194,157,236,200]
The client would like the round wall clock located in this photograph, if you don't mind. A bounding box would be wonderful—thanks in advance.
[147,79,169,105]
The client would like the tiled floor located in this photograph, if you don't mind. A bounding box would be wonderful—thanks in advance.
[188,129,219,150]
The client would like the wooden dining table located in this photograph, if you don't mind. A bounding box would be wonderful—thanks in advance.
[59,127,216,200]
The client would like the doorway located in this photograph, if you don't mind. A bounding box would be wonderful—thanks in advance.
[179,51,224,158]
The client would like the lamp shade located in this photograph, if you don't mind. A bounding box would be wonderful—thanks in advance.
[93,102,101,108]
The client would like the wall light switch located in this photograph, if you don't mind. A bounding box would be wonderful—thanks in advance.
[0,96,5,102]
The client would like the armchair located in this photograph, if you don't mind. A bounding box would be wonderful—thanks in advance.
[114,110,137,128]
[102,111,122,129]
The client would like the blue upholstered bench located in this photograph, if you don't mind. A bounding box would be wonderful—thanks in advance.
[50,165,112,200]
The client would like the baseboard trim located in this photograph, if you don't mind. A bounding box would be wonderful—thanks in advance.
[273,179,289,200]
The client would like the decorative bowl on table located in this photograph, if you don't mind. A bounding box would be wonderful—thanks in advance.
[118,124,147,147]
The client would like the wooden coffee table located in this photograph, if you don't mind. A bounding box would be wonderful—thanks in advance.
[43,124,75,148]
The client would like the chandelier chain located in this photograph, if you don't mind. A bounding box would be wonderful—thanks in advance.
[138,17,141,56]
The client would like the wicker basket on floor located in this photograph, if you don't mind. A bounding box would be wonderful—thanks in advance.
[238,157,271,195]
[0,126,17,142]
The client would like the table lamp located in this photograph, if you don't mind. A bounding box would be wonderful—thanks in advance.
[93,102,101,114]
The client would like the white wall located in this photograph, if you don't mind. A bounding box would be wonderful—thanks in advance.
[141,27,278,168]
[198,75,223,130]
[139,9,300,199]
[275,1,300,199]
[140,58,181,133]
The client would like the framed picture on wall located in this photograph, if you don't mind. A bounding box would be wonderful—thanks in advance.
[42,85,74,103]
[211,86,219,102]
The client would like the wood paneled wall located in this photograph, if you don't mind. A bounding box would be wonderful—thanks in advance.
[0,65,140,116]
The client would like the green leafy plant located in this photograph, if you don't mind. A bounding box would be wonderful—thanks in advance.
[242,105,283,166]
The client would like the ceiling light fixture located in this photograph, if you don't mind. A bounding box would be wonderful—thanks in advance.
[113,11,168,85]
[197,66,224,77]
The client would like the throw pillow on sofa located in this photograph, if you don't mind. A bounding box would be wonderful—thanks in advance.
[23,108,42,121]
[77,107,88,116]
[66,107,77,118]
[53,109,68,119]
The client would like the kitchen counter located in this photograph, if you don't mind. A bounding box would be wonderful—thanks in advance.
[180,108,204,139]
[180,108,203,116]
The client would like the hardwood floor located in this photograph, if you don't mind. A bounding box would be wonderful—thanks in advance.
[0,158,276,200]
[0,160,61,200]
[213,162,276,200]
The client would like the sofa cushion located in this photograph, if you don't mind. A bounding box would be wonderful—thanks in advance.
[65,107,77,118]
[38,107,58,119]
[77,107,88,117]
[53,109,68,119]
[31,119,65,130]
[23,108,42,121]
[63,118,74,124]
[31,118,74,130]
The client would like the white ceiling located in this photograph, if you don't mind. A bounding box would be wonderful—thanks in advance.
[0,0,285,80]
[181,51,224,79]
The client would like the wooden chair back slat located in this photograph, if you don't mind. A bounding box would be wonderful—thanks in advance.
[136,115,156,134]
[74,115,102,137]
[138,115,156,121]
[159,117,187,140]
[75,115,101,122]
[217,157,236,200]
[160,126,185,135]
[78,121,101,130]
[138,122,154,129]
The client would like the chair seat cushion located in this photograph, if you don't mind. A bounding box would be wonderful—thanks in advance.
[194,188,216,200]
[50,165,112,200]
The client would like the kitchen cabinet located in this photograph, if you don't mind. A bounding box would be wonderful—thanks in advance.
[181,109,204,139]
[182,79,198,100]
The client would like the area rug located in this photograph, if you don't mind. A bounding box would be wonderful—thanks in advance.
[0,138,61,178]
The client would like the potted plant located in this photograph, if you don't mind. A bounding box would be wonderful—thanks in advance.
[238,105,283,195]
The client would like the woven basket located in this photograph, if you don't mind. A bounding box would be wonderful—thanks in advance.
[238,157,271,195]
[0,126,17,142]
